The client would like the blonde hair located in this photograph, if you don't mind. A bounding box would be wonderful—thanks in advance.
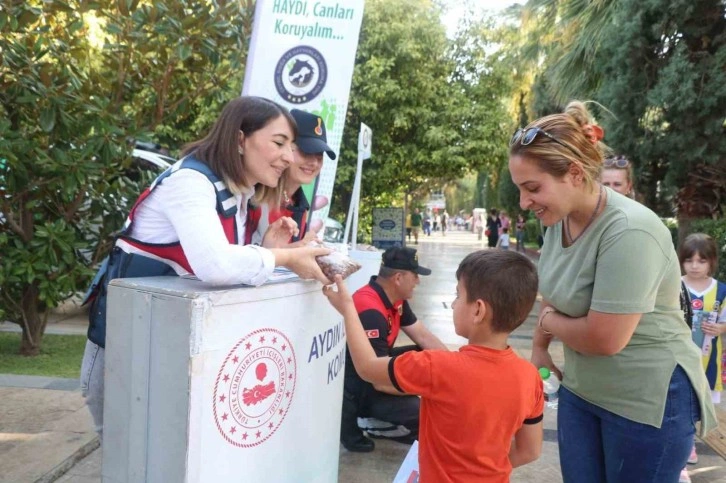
[253,170,286,207]
[510,101,609,189]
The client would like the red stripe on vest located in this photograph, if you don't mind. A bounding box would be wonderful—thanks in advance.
[121,214,235,275]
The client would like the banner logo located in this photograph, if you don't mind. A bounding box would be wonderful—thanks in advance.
[213,328,297,448]
[274,45,327,104]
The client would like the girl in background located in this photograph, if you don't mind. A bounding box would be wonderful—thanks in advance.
[679,233,726,479]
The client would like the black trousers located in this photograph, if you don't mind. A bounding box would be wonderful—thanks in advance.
[340,345,420,443]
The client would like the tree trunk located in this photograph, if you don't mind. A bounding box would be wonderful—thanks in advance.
[19,284,43,356]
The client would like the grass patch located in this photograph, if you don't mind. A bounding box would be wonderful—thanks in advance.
[0,332,86,379]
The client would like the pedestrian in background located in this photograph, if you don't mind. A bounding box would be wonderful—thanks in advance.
[601,155,635,199]
[678,233,726,482]
[486,209,500,248]
[515,213,526,253]
[411,208,422,244]
[509,100,716,482]
[496,227,510,250]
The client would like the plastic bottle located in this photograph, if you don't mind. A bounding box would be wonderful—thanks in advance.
[701,300,722,356]
[539,367,560,409]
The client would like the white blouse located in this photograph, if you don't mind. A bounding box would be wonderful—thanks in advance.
[117,168,274,286]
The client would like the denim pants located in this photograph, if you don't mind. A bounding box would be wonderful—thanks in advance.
[80,339,105,437]
[558,365,699,483]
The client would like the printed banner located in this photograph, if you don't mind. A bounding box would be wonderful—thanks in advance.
[372,207,405,249]
[242,0,366,225]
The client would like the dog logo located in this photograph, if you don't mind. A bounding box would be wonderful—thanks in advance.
[213,328,297,448]
[274,46,327,104]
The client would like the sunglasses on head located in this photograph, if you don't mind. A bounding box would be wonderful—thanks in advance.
[510,127,580,157]
[603,156,630,168]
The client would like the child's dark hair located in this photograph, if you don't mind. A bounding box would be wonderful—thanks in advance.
[679,233,719,277]
[456,250,538,333]
[503,227,509,233]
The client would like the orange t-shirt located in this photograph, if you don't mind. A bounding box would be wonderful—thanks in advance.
[391,345,544,483]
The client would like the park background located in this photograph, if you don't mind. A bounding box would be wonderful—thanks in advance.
[0,0,724,360]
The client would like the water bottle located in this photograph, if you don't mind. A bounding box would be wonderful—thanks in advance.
[539,367,560,409]
[702,301,721,356]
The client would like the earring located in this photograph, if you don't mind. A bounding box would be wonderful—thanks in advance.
[238,147,244,155]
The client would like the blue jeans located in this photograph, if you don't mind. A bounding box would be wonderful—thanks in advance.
[80,339,105,437]
[558,365,699,483]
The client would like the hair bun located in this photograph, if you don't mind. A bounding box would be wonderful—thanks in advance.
[564,100,594,128]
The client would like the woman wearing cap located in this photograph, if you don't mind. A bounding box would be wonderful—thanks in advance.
[249,109,337,246]
[80,96,331,437]
[508,100,715,482]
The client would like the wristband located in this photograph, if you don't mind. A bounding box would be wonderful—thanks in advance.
[538,308,556,335]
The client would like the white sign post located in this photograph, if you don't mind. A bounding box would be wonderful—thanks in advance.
[242,0,365,225]
[344,122,372,250]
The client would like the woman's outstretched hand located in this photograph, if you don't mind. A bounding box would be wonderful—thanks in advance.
[275,245,332,284]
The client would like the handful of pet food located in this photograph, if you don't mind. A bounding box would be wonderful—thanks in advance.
[310,241,361,281]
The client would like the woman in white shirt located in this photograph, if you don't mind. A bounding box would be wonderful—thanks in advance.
[80,96,331,436]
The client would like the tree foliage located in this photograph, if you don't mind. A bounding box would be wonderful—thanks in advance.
[514,0,726,220]
[0,0,252,354]
[333,0,512,238]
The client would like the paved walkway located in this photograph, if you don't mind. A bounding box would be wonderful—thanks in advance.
[1,229,725,482]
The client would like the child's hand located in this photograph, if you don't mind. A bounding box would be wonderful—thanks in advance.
[701,322,726,337]
[322,275,355,315]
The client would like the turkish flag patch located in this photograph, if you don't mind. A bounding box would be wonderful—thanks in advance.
[365,330,380,339]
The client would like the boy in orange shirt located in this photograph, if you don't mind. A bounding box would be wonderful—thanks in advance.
[324,250,543,482]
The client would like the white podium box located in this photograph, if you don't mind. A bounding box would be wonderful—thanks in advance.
[103,277,345,483]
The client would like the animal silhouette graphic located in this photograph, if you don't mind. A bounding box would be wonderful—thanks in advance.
[289,59,315,87]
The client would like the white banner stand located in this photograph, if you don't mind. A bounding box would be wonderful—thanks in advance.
[344,123,372,250]
[102,276,345,483]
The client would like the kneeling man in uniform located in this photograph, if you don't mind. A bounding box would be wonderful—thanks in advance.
[341,247,448,452]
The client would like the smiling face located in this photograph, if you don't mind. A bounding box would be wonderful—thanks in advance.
[240,115,295,188]
[601,168,632,196]
[288,149,324,187]
[508,154,578,226]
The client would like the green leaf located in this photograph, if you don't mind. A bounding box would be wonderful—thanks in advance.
[39,108,56,132]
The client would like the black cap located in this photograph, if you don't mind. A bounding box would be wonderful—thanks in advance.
[381,247,431,276]
[290,109,336,160]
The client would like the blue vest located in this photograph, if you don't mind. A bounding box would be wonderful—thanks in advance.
[84,157,237,347]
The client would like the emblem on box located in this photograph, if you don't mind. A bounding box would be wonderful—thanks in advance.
[213,328,297,447]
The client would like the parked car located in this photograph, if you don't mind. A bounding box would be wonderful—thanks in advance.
[323,217,345,243]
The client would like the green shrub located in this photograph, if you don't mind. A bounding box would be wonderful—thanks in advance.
[524,219,542,246]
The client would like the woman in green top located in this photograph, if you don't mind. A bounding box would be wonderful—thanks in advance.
[508,101,716,483]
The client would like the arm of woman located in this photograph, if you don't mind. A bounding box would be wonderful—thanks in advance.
[153,170,331,285]
[539,308,641,356]
[541,227,669,356]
